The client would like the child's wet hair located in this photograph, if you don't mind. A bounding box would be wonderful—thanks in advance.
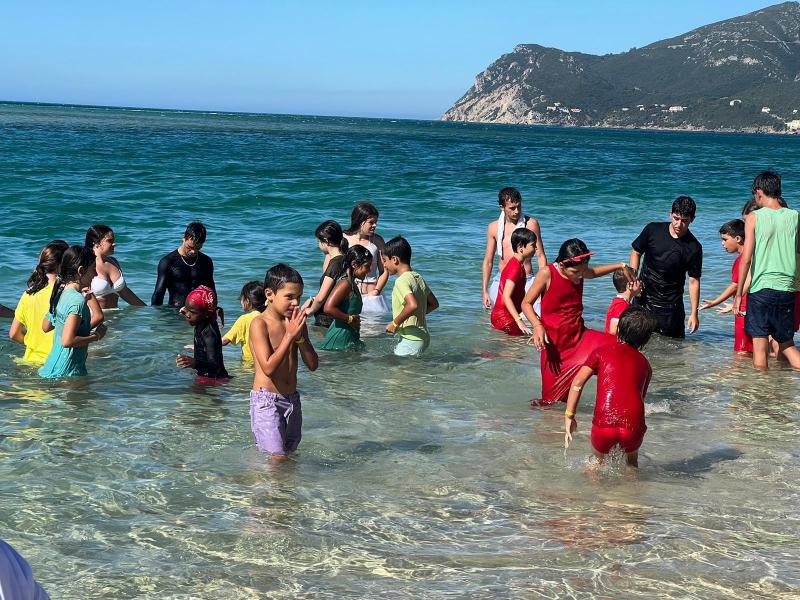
[48,245,95,317]
[719,219,745,242]
[612,268,629,293]
[315,220,349,254]
[752,170,781,199]
[498,187,522,207]
[555,238,591,266]
[240,280,266,312]
[184,221,207,244]
[511,228,537,252]
[84,224,113,248]
[671,196,696,218]
[264,263,303,292]
[340,245,372,281]
[27,240,69,295]
[616,306,658,349]
[346,202,379,235]
[383,236,412,265]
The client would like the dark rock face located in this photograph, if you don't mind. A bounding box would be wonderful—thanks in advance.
[442,2,800,132]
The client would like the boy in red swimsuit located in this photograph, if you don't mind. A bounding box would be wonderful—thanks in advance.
[564,306,657,468]
[491,228,537,335]
[605,268,643,335]
[698,219,752,353]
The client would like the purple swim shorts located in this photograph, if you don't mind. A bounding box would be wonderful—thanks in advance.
[249,388,302,455]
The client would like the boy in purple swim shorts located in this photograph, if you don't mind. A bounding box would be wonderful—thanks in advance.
[248,264,319,460]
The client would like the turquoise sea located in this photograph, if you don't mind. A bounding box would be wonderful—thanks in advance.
[1,102,799,599]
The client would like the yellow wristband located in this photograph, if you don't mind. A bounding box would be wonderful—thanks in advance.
[347,315,354,324]
[295,337,305,345]
[514,316,523,323]
[565,410,575,418]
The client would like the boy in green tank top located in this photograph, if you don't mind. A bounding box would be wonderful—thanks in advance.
[735,171,800,370]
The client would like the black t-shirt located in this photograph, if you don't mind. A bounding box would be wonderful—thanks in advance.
[193,320,228,378]
[632,222,702,305]
[314,255,345,327]
[151,249,215,307]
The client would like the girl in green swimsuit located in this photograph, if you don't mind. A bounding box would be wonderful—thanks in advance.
[320,245,372,351]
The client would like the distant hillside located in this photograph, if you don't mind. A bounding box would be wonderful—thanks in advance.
[442,2,800,132]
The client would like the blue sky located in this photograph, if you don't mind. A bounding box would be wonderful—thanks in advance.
[0,1,779,119]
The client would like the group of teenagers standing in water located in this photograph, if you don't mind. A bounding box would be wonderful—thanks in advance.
[2,170,798,466]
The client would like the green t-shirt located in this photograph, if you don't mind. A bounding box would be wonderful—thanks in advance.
[751,207,800,294]
[392,270,430,342]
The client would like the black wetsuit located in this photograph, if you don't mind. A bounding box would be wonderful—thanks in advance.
[631,222,702,338]
[194,320,228,378]
[151,250,215,307]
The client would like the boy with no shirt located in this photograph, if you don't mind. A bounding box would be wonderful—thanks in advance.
[249,264,319,460]
[482,187,547,308]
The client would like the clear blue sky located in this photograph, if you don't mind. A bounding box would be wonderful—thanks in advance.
[0,0,780,119]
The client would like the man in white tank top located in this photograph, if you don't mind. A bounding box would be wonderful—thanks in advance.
[481,187,547,309]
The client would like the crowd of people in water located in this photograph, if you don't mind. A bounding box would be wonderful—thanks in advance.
[1,171,798,468]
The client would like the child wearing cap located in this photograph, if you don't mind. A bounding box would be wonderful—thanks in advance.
[176,285,229,380]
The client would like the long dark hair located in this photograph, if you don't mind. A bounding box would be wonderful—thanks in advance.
[344,202,379,236]
[26,240,69,295]
[555,239,592,266]
[85,224,113,249]
[338,245,372,283]
[49,245,95,317]
[240,281,266,312]
[315,220,349,254]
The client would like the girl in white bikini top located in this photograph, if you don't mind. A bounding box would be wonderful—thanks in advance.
[85,224,145,309]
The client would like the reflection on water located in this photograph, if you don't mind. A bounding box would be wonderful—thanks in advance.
[1,105,799,597]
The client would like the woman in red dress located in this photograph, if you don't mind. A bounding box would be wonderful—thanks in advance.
[521,239,635,405]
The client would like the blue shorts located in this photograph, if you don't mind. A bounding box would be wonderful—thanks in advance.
[745,289,796,344]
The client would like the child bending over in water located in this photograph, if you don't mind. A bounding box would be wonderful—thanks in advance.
[605,268,642,336]
[491,228,538,336]
[321,245,372,351]
[223,281,266,361]
[564,306,657,469]
[39,245,107,378]
[249,264,319,460]
[177,285,229,380]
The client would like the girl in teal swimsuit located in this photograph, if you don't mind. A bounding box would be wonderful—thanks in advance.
[320,245,372,351]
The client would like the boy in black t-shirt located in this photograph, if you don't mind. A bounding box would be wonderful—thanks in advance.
[629,196,703,338]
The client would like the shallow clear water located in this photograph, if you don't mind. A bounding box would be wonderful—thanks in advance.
[1,102,799,598]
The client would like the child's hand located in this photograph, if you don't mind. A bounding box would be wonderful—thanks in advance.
[300,297,314,315]
[698,299,714,311]
[368,289,381,297]
[385,319,397,334]
[564,417,577,448]
[627,279,643,297]
[81,287,95,300]
[716,302,733,315]
[176,354,195,368]
[285,308,307,340]
[527,324,548,350]
[94,323,107,340]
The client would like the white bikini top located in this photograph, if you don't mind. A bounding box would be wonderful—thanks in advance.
[496,213,529,259]
[90,258,127,298]
[361,241,379,284]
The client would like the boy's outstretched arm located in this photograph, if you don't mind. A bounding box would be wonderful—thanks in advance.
[425,289,439,314]
[585,262,634,280]
[564,366,594,449]
[699,282,737,310]
[297,323,318,371]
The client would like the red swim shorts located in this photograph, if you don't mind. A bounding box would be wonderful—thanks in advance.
[590,425,645,454]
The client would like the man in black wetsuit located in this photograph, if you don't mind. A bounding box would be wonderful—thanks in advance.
[151,222,216,307]
[629,196,702,338]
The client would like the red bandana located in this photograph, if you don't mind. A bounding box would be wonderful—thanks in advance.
[186,285,224,326]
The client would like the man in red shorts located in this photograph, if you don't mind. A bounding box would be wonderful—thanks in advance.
[564,306,658,469]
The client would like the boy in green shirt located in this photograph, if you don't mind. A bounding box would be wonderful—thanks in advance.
[382,236,439,356]
[735,171,800,371]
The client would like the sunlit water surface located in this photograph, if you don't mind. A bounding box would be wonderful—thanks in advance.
[1,103,799,598]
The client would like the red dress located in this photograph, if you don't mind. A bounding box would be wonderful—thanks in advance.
[604,296,630,334]
[731,255,753,353]
[491,257,526,336]
[584,341,651,454]
[537,264,614,404]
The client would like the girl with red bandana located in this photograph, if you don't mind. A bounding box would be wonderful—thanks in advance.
[176,285,229,380]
